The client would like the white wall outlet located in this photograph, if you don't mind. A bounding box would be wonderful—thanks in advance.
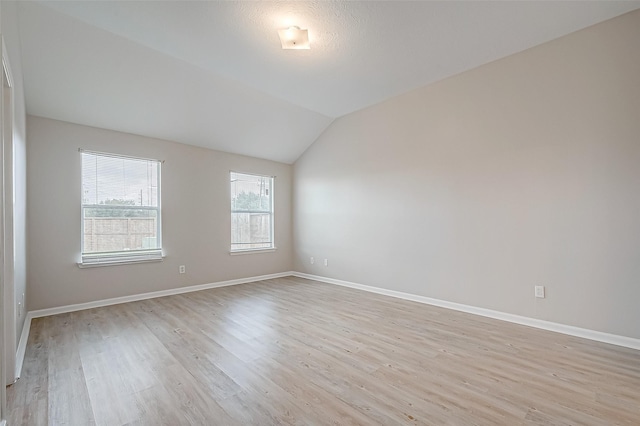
[179,265,186,274]
[324,258,328,267]
[535,285,545,298]
[310,257,315,265]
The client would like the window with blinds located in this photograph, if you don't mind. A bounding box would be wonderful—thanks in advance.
[230,172,274,252]
[80,150,162,266]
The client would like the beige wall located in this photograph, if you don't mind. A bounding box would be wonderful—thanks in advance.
[27,116,293,310]
[293,10,640,339]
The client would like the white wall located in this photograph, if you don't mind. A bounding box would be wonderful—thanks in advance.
[1,0,28,356]
[294,10,640,339]
[0,1,4,418]
[27,116,292,310]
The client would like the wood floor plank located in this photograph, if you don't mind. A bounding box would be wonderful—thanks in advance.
[6,318,49,426]
[44,314,96,425]
[7,277,640,425]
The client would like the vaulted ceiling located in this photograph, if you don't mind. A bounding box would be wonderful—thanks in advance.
[17,1,640,163]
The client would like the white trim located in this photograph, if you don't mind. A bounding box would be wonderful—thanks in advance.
[78,148,164,164]
[229,248,277,256]
[229,169,276,180]
[292,272,640,351]
[15,313,31,380]
[2,36,17,387]
[1,419,6,426]
[29,271,294,319]
[78,254,164,268]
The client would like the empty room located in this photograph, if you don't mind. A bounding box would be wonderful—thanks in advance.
[1,1,639,425]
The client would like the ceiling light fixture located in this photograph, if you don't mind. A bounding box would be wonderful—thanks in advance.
[277,26,310,50]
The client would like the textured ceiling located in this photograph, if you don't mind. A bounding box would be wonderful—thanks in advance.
[17,1,640,163]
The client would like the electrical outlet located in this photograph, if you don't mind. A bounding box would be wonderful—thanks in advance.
[535,285,545,298]
[324,258,328,267]
[310,257,315,265]
[179,265,186,274]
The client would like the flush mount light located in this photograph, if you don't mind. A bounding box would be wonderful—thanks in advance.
[277,26,310,50]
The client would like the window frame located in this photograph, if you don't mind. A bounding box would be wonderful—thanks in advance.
[229,171,275,254]
[78,149,163,268]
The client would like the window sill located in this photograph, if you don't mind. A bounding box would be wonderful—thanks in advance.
[229,248,277,256]
[78,256,164,269]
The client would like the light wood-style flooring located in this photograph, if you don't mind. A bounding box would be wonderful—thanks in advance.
[7,276,640,425]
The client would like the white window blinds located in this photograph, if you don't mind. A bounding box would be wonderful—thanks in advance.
[230,172,274,252]
[80,150,162,266]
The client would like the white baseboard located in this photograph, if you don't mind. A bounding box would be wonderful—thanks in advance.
[29,271,294,319]
[15,313,32,379]
[17,269,639,382]
[292,272,640,351]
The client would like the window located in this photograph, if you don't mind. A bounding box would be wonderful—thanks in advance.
[80,150,162,266]
[230,172,274,252]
